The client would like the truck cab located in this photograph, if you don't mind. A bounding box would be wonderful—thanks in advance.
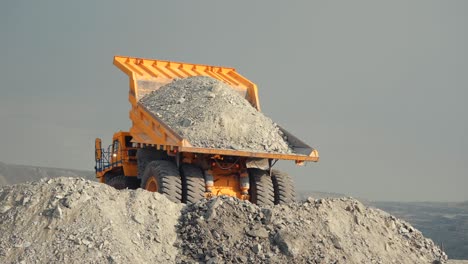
[95,131,138,183]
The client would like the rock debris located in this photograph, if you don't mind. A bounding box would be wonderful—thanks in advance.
[0,178,448,264]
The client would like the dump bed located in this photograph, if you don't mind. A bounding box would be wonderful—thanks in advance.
[114,56,319,163]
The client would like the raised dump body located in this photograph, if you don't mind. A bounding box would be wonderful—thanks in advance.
[95,55,318,205]
[113,56,319,163]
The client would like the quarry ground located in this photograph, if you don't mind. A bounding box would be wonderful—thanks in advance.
[0,177,455,264]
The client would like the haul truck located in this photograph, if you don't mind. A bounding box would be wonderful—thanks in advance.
[94,56,319,205]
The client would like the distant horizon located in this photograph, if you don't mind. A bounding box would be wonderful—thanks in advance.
[1,160,467,204]
[0,160,93,172]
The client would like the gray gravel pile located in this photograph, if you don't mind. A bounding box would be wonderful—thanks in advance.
[177,196,448,264]
[0,177,183,264]
[0,178,449,264]
[139,76,292,153]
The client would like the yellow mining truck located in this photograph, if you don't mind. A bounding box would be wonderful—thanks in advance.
[94,56,319,205]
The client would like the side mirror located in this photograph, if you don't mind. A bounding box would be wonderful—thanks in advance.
[95,138,102,161]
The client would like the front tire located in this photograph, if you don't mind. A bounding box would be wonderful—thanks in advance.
[140,160,182,203]
[136,148,167,179]
[106,175,128,190]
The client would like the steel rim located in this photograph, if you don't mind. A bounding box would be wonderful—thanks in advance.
[145,176,158,192]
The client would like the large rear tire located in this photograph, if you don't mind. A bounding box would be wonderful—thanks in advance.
[141,160,182,203]
[181,164,205,204]
[271,169,296,205]
[249,169,275,206]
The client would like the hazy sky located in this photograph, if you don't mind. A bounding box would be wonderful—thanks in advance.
[1,1,467,201]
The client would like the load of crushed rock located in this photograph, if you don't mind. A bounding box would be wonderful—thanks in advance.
[0,178,447,264]
[139,76,293,153]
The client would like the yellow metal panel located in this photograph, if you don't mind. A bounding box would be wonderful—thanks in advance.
[113,55,260,110]
[178,146,319,162]
[128,107,183,145]
[212,174,242,199]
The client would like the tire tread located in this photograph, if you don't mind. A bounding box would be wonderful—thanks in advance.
[141,160,182,203]
[271,169,296,205]
[249,169,275,206]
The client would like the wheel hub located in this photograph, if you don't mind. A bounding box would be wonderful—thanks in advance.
[145,176,158,192]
